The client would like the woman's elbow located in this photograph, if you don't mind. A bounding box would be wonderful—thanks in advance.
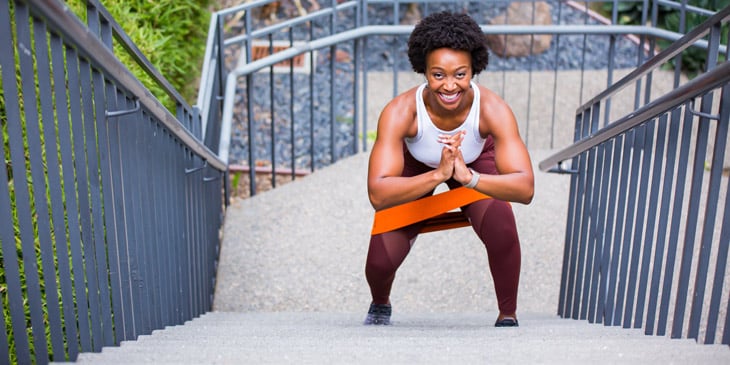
[368,191,386,211]
[520,180,535,204]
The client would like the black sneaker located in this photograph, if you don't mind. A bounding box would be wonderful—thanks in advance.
[494,317,519,327]
[363,303,392,325]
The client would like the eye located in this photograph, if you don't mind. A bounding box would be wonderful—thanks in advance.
[432,72,444,79]
[456,72,466,78]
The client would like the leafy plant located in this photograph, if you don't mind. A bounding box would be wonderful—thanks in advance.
[599,0,729,77]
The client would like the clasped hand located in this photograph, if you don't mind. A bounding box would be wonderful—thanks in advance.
[437,130,472,185]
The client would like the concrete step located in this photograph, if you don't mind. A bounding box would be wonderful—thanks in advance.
[54,312,730,365]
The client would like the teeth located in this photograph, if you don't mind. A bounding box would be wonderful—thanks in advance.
[440,92,459,101]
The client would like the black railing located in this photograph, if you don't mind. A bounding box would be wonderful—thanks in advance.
[1,0,225,364]
[540,5,730,345]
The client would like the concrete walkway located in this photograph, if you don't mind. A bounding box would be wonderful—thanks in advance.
[214,147,569,316]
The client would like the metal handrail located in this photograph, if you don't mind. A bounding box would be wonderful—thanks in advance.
[216,23,687,165]
[538,60,730,172]
[538,5,730,172]
[29,0,225,171]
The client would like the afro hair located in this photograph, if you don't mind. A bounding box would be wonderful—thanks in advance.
[407,11,489,75]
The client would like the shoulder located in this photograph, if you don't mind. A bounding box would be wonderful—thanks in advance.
[474,83,518,135]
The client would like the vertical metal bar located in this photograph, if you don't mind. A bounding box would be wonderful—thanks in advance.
[582,101,608,320]
[658,102,695,336]
[577,0,588,106]
[48,33,81,360]
[127,95,150,336]
[391,0,398,99]
[362,35,369,153]
[12,2,51,359]
[269,34,277,188]
[576,106,603,319]
[596,137,620,325]
[624,121,655,328]
[586,142,609,322]
[102,83,131,342]
[616,125,648,328]
[30,17,65,359]
[159,125,174,326]
[330,0,337,163]
[549,0,564,148]
[310,23,316,172]
[557,111,583,317]
[63,47,94,351]
[635,115,667,330]
[564,113,591,318]
[177,141,188,324]
[88,70,115,347]
[603,35,616,127]
[140,113,161,331]
[290,28,296,180]
[686,24,722,341]
[672,95,713,339]
[646,107,681,335]
[245,8,256,195]
[188,155,200,318]
[247,73,256,195]
[354,5,361,153]
[0,3,32,361]
[706,84,730,344]
[183,152,193,319]
[577,147,598,320]
[76,58,105,349]
[523,0,537,147]
[612,127,640,326]
[603,133,627,326]
[146,119,164,330]
[115,90,142,339]
[90,31,118,351]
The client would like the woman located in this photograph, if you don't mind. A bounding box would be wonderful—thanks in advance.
[364,11,534,327]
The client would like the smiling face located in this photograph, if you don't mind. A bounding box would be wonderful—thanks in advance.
[424,48,474,113]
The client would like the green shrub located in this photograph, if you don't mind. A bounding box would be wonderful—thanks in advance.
[599,0,729,77]
[66,0,213,108]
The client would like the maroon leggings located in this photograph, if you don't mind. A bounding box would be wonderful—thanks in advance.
[365,136,521,314]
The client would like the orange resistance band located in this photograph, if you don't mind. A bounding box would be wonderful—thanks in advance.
[371,187,493,235]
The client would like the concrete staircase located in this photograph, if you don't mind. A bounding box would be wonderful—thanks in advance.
[52,149,730,364]
[62,311,730,364]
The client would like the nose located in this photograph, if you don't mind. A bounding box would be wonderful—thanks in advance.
[444,77,457,91]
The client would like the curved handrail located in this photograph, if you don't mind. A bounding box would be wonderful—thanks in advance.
[216,23,686,165]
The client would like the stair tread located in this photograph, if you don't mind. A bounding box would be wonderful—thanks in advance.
[60,312,730,365]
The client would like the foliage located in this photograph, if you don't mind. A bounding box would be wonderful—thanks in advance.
[66,0,212,108]
[599,0,730,77]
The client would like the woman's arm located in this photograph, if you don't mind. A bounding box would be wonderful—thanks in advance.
[453,86,534,204]
[367,92,458,211]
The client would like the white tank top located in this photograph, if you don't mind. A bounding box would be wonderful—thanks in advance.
[405,82,486,168]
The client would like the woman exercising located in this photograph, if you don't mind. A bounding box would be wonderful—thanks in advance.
[364,11,534,327]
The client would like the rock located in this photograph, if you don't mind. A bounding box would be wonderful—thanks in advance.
[486,1,553,58]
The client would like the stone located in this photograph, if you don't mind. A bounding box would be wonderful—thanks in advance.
[486,1,553,58]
